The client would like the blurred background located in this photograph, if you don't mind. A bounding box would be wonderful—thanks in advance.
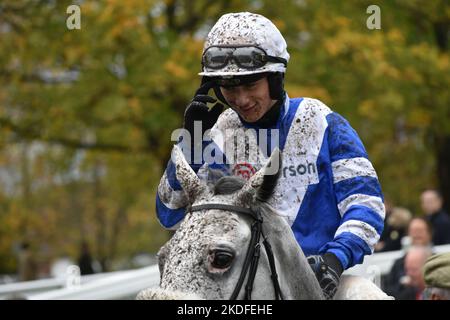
[0,0,448,286]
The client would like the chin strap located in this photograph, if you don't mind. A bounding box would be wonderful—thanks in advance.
[267,72,285,101]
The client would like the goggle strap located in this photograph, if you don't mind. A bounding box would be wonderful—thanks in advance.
[202,46,287,70]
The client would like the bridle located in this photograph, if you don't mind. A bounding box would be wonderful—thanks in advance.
[189,203,284,300]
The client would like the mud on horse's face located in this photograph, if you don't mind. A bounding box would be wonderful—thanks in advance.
[139,147,284,300]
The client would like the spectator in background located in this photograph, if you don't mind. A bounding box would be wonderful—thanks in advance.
[423,252,450,300]
[77,241,95,275]
[421,189,450,245]
[17,242,38,282]
[407,217,434,248]
[401,245,433,300]
[375,205,412,252]
[383,217,433,299]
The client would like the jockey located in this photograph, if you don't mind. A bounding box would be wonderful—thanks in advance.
[156,12,385,300]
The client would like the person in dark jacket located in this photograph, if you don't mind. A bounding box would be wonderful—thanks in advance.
[376,205,412,252]
[402,245,432,300]
[421,189,450,245]
[18,242,38,281]
[77,241,95,275]
[383,217,433,299]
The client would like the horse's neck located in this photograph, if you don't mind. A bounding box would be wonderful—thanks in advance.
[260,208,324,300]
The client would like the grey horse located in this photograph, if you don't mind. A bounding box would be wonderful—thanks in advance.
[138,146,392,300]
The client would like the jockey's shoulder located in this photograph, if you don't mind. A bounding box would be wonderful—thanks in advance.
[297,97,333,117]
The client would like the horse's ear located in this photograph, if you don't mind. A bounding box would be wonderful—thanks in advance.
[256,148,282,202]
[172,145,207,203]
[236,148,282,204]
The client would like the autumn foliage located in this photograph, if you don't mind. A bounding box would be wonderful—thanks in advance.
[0,0,448,274]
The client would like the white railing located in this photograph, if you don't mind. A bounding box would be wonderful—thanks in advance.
[26,265,159,300]
[0,270,133,300]
[1,244,449,300]
[344,244,450,279]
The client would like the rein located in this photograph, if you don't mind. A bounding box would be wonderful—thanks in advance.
[189,203,284,300]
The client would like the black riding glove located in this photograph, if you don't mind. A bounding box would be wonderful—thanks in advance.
[181,80,224,166]
[183,80,224,140]
[307,252,343,300]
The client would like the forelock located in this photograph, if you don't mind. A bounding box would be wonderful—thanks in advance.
[213,176,246,195]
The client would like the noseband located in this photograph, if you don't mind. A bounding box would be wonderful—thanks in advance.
[189,203,284,300]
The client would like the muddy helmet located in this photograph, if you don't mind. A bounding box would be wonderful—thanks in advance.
[199,12,290,78]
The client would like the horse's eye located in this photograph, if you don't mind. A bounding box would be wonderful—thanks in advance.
[211,251,234,269]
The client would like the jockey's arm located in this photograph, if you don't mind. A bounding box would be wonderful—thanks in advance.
[319,112,385,270]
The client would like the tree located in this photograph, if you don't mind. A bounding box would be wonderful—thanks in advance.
[0,0,448,274]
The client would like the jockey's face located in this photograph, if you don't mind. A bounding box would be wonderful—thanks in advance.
[220,77,277,123]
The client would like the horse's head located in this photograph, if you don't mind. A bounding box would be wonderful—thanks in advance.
[138,146,323,300]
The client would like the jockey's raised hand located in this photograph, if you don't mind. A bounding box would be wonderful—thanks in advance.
[181,78,224,165]
[183,78,224,142]
[307,253,343,299]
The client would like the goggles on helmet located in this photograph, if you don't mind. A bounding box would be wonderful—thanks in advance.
[202,45,287,70]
